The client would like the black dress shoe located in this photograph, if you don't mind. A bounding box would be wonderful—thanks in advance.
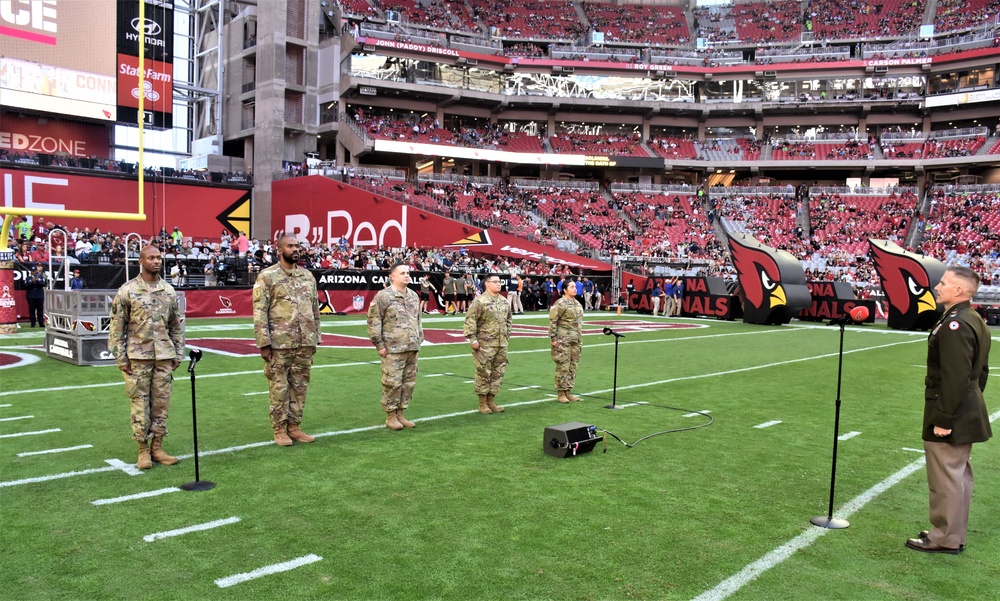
[905,538,963,554]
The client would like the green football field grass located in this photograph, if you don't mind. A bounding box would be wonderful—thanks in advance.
[1,313,998,601]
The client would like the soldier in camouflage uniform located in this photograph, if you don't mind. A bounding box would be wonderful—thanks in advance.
[367,262,423,430]
[109,245,185,469]
[464,275,512,414]
[548,277,585,403]
[253,235,322,447]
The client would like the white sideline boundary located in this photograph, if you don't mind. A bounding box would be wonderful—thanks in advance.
[691,408,1000,601]
[215,554,322,588]
[144,516,241,542]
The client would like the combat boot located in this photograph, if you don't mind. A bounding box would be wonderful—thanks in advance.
[273,425,293,446]
[396,409,416,428]
[287,423,315,443]
[486,394,504,413]
[478,395,492,414]
[136,441,153,469]
[557,391,571,404]
[565,392,581,402]
[385,411,404,431]
[150,436,178,465]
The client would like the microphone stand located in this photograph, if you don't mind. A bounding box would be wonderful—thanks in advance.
[811,320,849,529]
[603,330,623,410]
[181,350,215,492]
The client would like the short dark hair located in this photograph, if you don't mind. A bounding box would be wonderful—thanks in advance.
[946,266,981,296]
[389,262,407,274]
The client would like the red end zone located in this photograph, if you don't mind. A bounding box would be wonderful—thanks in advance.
[188,320,704,356]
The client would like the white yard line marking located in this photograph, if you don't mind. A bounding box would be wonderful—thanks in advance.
[0,404,11,408]
[242,391,268,396]
[509,385,540,391]
[144,517,241,542]
[215,554,323,588]
[0,428,60,439]
[104,458,145,477]
[754,421,782,429]
[0,338,926,489]
[683,411,711,418]
[838,431,861,441]
[0,415,33,422]
[463,380,474,384]
[17,444,93,457]
[901,447,925,454]
[615,402,648,409]
[692,408,1000,601]
[91,487,181,506]
[0,465,119,488]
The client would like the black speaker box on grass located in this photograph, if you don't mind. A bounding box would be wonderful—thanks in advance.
[543,422,600,458]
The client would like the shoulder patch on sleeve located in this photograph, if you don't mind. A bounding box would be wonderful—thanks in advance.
[948,321,960,330]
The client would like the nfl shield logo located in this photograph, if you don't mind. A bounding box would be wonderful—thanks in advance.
[352,295,365,311]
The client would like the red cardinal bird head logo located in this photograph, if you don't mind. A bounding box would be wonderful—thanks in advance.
[219,295,233,309]
[869,242,937,317]
[729,236,786,311]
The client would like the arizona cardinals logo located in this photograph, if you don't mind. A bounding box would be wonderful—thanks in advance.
[869,240,943,330]
[219,295,233,309]
[729,235,786,311]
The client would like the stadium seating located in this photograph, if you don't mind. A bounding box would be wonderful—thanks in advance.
[549,133,650,157]
[466,0,585,40]
[807,0,926,40]
[934,0,999,33]
[809,192,919,255]
[582,2,690,45]
[921,189,1000,257]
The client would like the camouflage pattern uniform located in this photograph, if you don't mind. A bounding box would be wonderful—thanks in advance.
[548,295,584,392]
[253,263,322,430]
[109,276,185,442]
[464,290,512,395]
[367,286,423,411]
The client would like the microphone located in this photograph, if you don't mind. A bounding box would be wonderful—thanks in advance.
[188,349,203,372]
[827,305,870,326]
[603,327,625,338]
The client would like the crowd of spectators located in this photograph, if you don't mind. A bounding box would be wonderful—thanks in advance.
[921,189,1000,258]
[0,149,252,185]
[934,0,1000,33]
[807,0,927,40]
[735,1,801,44]
[582,2,689,45]
[467,0,586,40]
[548,131,649,157]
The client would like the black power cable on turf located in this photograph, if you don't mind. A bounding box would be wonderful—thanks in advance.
[589,401,714,450]
[415,369,715,449]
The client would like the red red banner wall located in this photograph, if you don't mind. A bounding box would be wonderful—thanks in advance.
[178,288,393,318]
[0,167,250,239]
[271,176,611,271]
[0,115,111,157]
